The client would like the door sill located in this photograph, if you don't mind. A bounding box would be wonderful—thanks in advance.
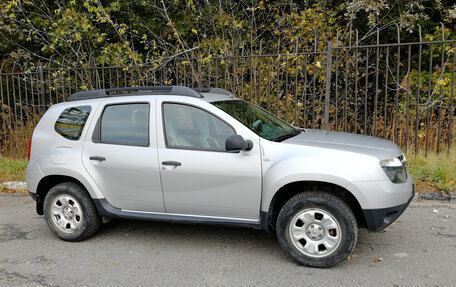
[93,198,262,229]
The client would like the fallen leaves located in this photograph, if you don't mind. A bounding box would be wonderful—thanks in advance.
[347,254,358,260]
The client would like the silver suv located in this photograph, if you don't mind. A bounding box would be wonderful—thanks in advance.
[26,86,414,267]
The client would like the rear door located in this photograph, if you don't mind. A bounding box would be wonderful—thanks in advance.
[81,97,165,212]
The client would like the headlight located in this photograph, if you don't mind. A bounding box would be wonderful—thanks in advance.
[380,155,407,183]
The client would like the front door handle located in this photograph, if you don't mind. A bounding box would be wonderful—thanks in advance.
[162,161,181,166]
[90,156,106,161]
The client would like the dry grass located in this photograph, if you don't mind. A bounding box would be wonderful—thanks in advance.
[0,157,27,182]
[406,148,456,195]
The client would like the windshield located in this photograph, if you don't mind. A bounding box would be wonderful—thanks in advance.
[212,100,299,141]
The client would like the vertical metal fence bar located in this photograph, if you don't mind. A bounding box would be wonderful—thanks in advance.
[437,42,444,154]
[324,41,332,130]
[425,44,434,156]
[405,45,411,151]
[241,48,245,99]
[293,53,299,125]
[16,74,25,157]
[449,43,456,154]
[0,72,6,155]
[207,58,211,88]
[30,73,36,138]
[334,48,339,130]
[249,54,253,102]
[276,54,280,116]
[311,43,317,129]
[354,46,359,133]
[384,48,389,139]
[258,42,263,105]
[267,57,271,111]
[11,72,21,157]
[23,73,31,150]
[285,55,289,122]
[415,43,422,155]
[395,44,400,145]
[109,68,113,87]
[374,39,380,137]
[232,57,237,95]
[60,68,65,103]
[5,73,14,156]
[344,48,349,132]
[225,55,229,91]
[303,54,308,127]
[215,59,219,88]
[364,48,369,135]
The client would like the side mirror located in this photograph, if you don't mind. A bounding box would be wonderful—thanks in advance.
[225,135,253,152]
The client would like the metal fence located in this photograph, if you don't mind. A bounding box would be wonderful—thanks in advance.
[1,36,455,158]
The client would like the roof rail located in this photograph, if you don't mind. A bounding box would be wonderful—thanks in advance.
[192,88,234,97]
[67,86,203,101]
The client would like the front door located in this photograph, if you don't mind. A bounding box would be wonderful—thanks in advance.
[157,98,262,220]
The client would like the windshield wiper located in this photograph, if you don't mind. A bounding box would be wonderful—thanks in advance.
[272,129,302,142]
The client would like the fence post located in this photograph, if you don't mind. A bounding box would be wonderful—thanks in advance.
[324,41,333,130]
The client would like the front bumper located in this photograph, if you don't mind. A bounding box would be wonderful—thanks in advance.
[362,185,415,231]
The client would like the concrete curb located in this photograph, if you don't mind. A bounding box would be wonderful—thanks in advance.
[417,192,455,202]
[0,181,27,191]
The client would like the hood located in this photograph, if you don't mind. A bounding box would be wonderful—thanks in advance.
[283,129,403,160]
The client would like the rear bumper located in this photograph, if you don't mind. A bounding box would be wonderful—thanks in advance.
[362,185,415,231]
[28,190,37,201]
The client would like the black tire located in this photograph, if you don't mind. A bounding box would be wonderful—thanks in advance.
[276,191,358,268]
[43,182,101,241]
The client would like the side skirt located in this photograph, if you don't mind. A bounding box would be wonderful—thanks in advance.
[93,198,264,230]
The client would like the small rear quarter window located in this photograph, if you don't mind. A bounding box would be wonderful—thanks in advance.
[54,106,91,140]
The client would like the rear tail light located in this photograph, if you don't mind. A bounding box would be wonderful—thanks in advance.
[28,137,32,161]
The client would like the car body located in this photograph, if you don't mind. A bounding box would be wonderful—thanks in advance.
[26,86,414,267]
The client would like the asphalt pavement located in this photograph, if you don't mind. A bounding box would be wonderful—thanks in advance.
[0,193,455,286]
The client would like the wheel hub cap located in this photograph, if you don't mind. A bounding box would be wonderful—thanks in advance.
[50,195,83,234]
[289,208,342,258]
[63,207,74,219]
[306,224,324,240]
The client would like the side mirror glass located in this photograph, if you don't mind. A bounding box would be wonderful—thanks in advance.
[225,135,253,152]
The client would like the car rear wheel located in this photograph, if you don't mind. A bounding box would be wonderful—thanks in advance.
[43,182,101,241]
[276,191,358,268]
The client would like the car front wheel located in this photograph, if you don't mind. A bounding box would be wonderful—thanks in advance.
[276,191,358,268]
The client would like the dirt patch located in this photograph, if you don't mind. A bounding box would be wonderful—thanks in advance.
[414,181,440,194]
[0,188,28,194]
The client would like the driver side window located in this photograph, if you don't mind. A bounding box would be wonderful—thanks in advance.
[163,103,235,151]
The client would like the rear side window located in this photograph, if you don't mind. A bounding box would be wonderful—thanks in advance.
[100,103,149,146]
[54,106,91,140]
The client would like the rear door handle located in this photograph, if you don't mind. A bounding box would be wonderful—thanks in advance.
[90,156,106,161]
[161,161,181,166]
